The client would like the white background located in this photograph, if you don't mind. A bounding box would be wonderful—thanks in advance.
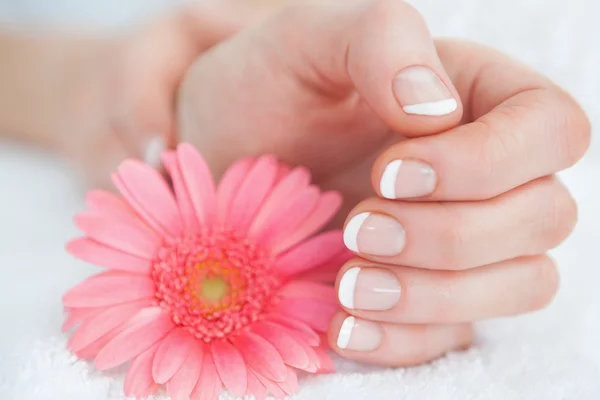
[0,1,599,399]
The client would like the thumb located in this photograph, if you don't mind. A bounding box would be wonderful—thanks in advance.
[272,0,462,137]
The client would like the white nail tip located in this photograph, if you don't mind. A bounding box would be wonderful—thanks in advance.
[402,98,458,116]
[380,160,402,199]
[337,316,355,349]
[143,136,166,168]
[343,213,370,252]
[338,267,360,309]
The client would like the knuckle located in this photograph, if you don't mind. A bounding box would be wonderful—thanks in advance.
[469,117,518,199]
[540,180,578,249]
[434,205,472,270]
[470,122,498,195]
[364,0,429,35]
[429,271,462,320]
[398,325,433,365]
[550,90,591,167]
[526,255,560,311]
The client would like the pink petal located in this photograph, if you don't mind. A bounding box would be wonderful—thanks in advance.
[297,249,352,284]
[246,369,267,400]
[95,307,175,370]
[139,384,160,399]
[75,326,121,359]
[68,299,151,352]
[191,350,222,400]
[273,231,344,277]
[62,315,79,332]
[234,332,286,382]
[113,159,182,237]
[152,328,196,384]
[162,151,199,234]
[84,192,157,238]
[273,163,292,183]
[177,143,217,226]
[314,346,335,373]
[303,345,322,373]
[256,324,318,373]
[251,323,309,370]
[265,316,320,346]
[277,367,299,395]
[297,268,338,284]
[85,190,135,220]
[253,370,287,399]
[256,187,320,247]
[217,158,255,225]
[227,156,278,231]
[277,281,337,304]
[166,343,203,400]
[62,272,155,308]
[74,212,160,259]
[272,298,338,332]
[62,306,106,332]
[123,342,160,398]
[249,166,311,234]
[210,340,247,397]
[66,238,152,274]
[273,191,343,254]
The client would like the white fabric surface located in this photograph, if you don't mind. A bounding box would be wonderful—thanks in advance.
[1,0,599,399]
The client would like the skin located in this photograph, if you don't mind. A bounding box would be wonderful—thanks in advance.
[178,0,590,365]
[0,0,591,367]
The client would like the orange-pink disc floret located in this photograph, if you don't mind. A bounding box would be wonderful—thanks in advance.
[152,229,280,342]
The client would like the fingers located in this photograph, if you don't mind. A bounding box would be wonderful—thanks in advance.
[371,41,591,201]
[328,313,473,367]
[343,176,577,270]
[107,1,257,167]
[107,12,199,165]
[335,255,559,324]
[328,254,558,365]
[268,0,463,136]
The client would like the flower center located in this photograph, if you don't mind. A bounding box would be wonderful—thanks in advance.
[199,276,229,302]
[152,229,280,342]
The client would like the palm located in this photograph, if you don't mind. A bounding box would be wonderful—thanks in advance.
[178,35,398,226]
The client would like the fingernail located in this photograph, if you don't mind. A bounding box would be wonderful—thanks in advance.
[380,159,437,199]
[338,267,401,310]
[337,316,383,352]
[343,212,405,256]
[143,136,166,168]
[393,66,457,116]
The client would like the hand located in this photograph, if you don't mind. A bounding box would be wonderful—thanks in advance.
[177,0,591,366]
[56,0,271,188]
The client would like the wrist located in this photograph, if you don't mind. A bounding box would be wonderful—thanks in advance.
[0,33,115,152]
[51,37,117,154]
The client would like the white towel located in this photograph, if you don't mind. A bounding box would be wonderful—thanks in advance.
[1,0,599,398]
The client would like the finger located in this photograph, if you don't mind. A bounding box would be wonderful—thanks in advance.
[267,0,463,136]
[108,1,258,167]
[335,255,559,324]
[343,176,577,270]
[70,126,130,191]
[371,41,591,200]
[328,312,473,367]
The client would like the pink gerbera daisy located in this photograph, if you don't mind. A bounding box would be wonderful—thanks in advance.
[62,144,350,400]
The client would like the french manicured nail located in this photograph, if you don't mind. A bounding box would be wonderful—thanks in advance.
[337,316,383,352]
[338,267,401,310]
[343,212,406,256]
[380,159,437,199]
[143,136,165,168]
[393,66,457,116]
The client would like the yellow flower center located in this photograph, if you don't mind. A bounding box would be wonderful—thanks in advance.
[199,276,230,302]
[152,231,280,341]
